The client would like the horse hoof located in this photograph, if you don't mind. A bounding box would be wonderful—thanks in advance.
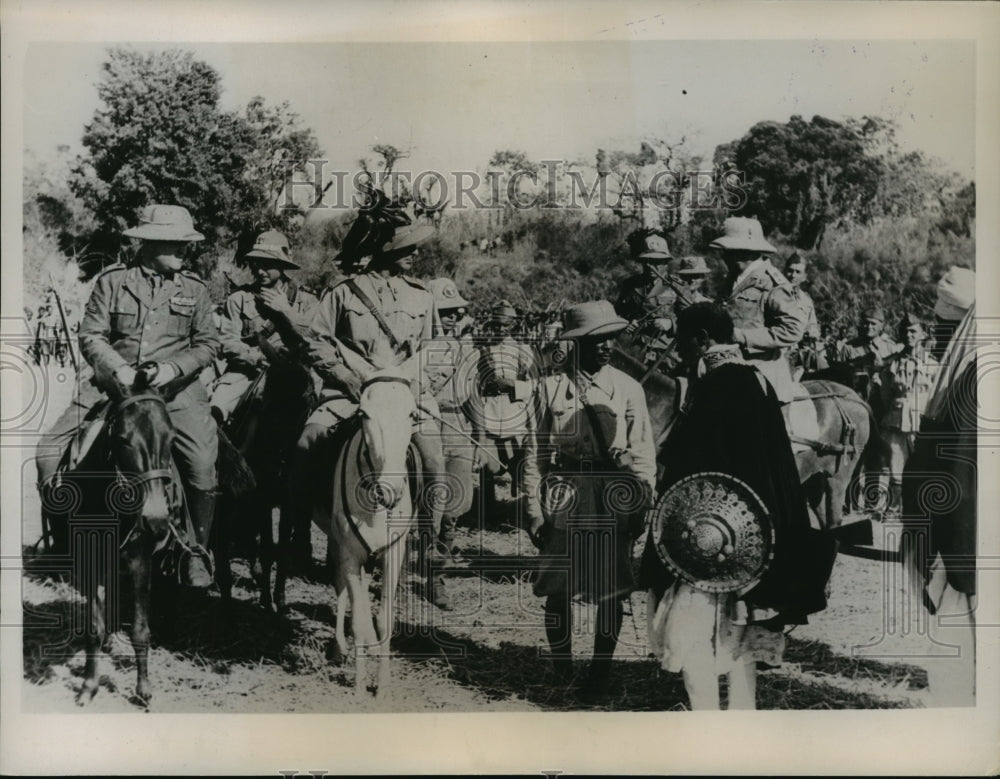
[75,683,99,706]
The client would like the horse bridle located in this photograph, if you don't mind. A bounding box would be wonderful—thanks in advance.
[110,392,177,505]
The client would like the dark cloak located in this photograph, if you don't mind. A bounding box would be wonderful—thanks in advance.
[900,357,977,603]
[640,361,836,624]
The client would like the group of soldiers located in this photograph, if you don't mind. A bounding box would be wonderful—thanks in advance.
[34,202,976,706]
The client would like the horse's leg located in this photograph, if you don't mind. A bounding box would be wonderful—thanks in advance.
[273,503,293,613]
[129,542,153,706]
[212,501,233,605]
[346,567,374,696]
[256,504,275,612]
[375,536,405,699]
[76,583,106,705]
[726,661,757,710]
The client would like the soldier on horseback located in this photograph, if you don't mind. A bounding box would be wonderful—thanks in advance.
[710,217,819,448]
[35,204,221,587]
[210,229,318,426]
[281,223,454,609]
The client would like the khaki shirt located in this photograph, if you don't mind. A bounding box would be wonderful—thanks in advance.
[469,336,537,440]
[880,348,939,433]
[218,280,318,368]
[724,258,808,401]
[307,271,437,402]
[523,365,656,522]
[79,264,219,403]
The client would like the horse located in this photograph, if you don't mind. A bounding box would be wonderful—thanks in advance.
[274,352,421,697]
[66,369,191,706]
[609,343,880,532]
[213,360,314,611]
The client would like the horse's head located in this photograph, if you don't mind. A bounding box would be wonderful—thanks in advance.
[356,368,418,511]
[106,380,176,533]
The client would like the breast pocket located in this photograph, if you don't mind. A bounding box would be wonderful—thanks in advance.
[730,286,766,325]
[168,299,196,336]
[110,295,141,336]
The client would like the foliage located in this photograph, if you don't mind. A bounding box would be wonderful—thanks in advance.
[69,47,321,278]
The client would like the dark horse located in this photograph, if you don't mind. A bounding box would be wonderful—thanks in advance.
[610,344,881,531]
[53,366,247,706]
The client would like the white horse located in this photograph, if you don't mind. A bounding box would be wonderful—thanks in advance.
[324,353,421,697]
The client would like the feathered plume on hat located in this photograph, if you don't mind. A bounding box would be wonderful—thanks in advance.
[333,178,414,273]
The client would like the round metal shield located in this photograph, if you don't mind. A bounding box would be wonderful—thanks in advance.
[651,472,773,594]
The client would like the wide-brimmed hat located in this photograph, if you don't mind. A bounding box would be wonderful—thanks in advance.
[934,266,975,321]
[709,217,776,254]
[380,224,435,256]
[123,204,205,242]
[630,233,672,262]
[676,255,710,276]
[427,278,470,310]
[560,300,629,340]
[244,229,300,269]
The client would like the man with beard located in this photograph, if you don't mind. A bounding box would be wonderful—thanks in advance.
[641,302,836,709]
[523,300,656,700]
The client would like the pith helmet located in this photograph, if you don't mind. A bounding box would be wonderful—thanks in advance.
[709,217,776,254]
[427,278,470,310]
[123,204,205,242]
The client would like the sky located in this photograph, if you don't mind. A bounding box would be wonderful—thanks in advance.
[23,39,976,180]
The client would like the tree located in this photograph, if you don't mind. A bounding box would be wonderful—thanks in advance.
[70,47,321,276]
[717,115,883,249]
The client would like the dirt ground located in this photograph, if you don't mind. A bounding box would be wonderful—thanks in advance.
[16,362,953,713]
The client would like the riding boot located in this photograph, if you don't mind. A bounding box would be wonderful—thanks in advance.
[544,592,574,683]
[581,600,623,700]
[418,527,454,610]
[181,488,216,588]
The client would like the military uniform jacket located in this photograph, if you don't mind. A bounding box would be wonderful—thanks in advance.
[219,281,318,370]
[466,335,538,441]
[616,273,679,345]
[792,288,821,341]
[879,347,939,433]
[78,264,219,406]
[307,271,437,403]
[835,335,901,367]
[724,258,808,401]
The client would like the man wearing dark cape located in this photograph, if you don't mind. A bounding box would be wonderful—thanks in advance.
[641,303,836,709]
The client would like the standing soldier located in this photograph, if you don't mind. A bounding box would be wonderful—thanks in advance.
[35,205,220,585]
[710,217,816,445]
[468,300,538,517]
[282,224,452,608]
[424,278,477,564]
[830,308,901,401]
[523,300,656,698]
[877,314,938,515]
[784,252,827,378]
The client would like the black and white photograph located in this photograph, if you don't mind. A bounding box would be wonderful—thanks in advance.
[2,1,998,775]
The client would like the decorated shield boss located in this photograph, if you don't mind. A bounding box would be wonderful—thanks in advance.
[651,472,773,594]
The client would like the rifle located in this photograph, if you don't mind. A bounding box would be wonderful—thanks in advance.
[47,284,78,371]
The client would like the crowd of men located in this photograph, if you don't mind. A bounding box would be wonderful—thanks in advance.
[35,203,977,708]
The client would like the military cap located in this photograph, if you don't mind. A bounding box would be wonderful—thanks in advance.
[427,278,470,310]
[709,217,776,253]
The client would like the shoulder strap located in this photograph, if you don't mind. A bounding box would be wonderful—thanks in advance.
[345,278,403,351]
[572,373,614,457]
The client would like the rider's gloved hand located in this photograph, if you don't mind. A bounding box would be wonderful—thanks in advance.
[150,362,179,387]
[114,364,138,388]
